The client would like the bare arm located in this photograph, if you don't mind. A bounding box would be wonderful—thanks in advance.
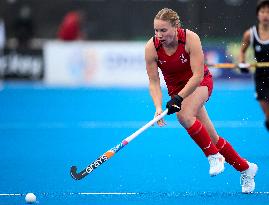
[179,30,204,99]
[239,29,251,63]
[145,38,163,111]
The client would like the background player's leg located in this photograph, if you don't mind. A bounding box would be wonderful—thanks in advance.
[259,100,269,130]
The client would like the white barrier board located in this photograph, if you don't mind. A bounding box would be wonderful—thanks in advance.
[44,41,165,87]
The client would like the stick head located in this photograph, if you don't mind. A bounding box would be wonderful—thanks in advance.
[70,166,79,180]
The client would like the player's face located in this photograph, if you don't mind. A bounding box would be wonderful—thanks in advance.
[154,19,177,46]
[258,6,269,25]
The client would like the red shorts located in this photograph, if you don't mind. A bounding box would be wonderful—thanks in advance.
[169,74,213,99]
[200,74,213,99]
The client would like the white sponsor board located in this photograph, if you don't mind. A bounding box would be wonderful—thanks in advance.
[44,41,165,87]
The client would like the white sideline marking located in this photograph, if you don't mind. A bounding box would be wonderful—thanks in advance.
[0,193,21,196]
[1,192,269,197]
[77,192,139,195]
[0,192,139,196]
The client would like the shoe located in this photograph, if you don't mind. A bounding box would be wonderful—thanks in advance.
[208,153,225,176]
[240,162,258,194]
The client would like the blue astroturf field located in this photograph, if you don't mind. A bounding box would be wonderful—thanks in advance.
[0,80,269,205]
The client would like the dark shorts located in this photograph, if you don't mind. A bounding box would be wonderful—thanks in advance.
[254,73,269,102]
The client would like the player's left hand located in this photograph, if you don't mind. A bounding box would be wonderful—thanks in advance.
[237,63,250,74]
[166,95,183,115]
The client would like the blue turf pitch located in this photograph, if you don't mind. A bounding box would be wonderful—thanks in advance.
[0,81,269,205]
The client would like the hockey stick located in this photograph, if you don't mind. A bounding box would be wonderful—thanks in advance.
[70,109,168,180]
[207,62,269,69]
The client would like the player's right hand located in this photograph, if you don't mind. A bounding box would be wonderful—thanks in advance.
[237,63,250,74]
[154,108,166,127]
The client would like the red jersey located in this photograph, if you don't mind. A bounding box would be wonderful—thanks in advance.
[153,28,211,96]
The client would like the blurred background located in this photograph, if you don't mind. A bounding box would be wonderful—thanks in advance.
[2,1,269,204]
[0,0,257,85]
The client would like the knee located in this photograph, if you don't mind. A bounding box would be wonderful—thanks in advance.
[176,112,195,128]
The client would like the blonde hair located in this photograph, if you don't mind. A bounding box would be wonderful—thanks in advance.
[155,8,180,27]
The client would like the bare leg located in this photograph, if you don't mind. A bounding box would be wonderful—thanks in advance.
[259,100,269,130]
[259,100,269,118]
[197,106,219,144]
[176,86,208,128]
[196,106,249,172]
[176,86,220,157]
[175,86,224,176]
